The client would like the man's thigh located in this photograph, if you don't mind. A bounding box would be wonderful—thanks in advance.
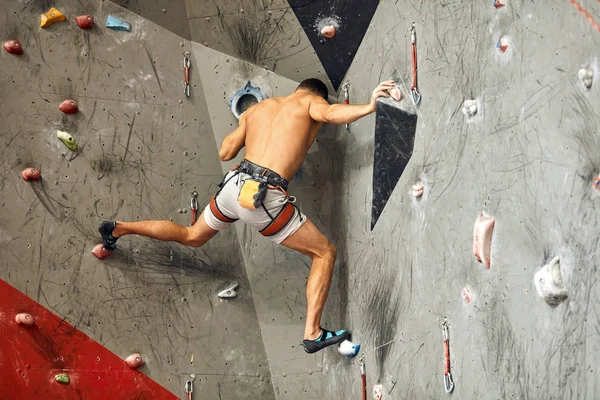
[280,218,332,258]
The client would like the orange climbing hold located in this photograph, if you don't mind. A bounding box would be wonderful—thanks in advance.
[15,313,34,326]
[40,7,67,28]
[125,354,144,369]
[321,25,336,38]
[473,212,495,269]
[462,287,472,303]
[92,244,112,259]
[21,168,41,181]
[3,40,23,55]
[493,0,505,8]
[75,15,94,29]
[59,99,78,114]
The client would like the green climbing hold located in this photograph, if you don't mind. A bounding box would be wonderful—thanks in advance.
[55,373,69,384]
[57,130,77,151]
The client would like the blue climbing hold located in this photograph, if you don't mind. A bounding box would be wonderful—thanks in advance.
[106,15,131,32]
[229,81,268,120]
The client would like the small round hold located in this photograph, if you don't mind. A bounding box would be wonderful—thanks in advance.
[183,209,188,214]
[59,99,79,114]
[21,168,41,181]
[162,8,167,13]
[578,68,594,89]
[15,313,34,326]
[125,353,145,369]
[206,17,211,22]
[75,15,94,29]
[240,8,245,13]
[4,40,23,55]
[282,373,287,377]
[178,99,183,104]
[411,183,424,197]
[178,208,183,214]
[92,243,112,259]
[179,121,184,125]
[268,10,273,15]
[226,58,230,62]
[321,25,336,39]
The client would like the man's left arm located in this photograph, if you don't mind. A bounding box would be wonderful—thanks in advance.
[219,113,247,161]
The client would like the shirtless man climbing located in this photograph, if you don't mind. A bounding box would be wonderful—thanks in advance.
[97,78,395,353]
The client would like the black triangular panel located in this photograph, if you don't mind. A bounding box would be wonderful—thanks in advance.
[371,102,418,230]
[287,0,380,91]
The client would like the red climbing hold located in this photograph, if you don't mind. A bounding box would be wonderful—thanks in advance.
[76,14,94,29]
[593,175,600,194]
[125,354,144,369]
[497,37,509,53]
[59,99,79,114]
[462,287,472,303]
[321,25,336,39]
[21,168,41,181]
[92,243,112,259]
[3,40,23,55]
[15,313,34,326]
[494,0,505,8]
[473,212,495,269]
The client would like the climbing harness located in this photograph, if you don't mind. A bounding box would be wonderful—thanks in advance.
[442,320,454,393]
[342,81,350,131]
[183,51,191,97]
[409,22,421,106]
[358,355,366,400]
[185,379,193,400]
[190,191,198,226]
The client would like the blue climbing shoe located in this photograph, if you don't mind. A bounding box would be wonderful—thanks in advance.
[99,221,118,250]
[302,328,350,354]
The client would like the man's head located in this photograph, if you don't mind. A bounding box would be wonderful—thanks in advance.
[296,78,328,99]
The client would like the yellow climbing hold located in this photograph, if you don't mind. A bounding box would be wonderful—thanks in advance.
[40,7,67,28]
[57,130,77,151]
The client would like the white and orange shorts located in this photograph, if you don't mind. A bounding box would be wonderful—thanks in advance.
[203,169,307,244]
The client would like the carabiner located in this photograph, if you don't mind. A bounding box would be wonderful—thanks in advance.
[190,191,198,210]
[410,87,421,105]
[444,373,454,393]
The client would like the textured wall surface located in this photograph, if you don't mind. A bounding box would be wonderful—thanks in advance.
[1,0,599,399]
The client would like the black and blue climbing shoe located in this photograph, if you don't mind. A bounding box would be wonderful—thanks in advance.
[302,328,350,354]
[99,221,118,250]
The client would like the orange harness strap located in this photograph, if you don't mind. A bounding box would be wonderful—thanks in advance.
[260,202,295,237]
[210,196,237,223]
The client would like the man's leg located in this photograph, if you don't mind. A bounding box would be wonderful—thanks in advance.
[280,218,337,340]
[109,212,218,247]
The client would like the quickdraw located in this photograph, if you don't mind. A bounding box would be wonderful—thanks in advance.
[358,355,366,400]
[190,191,198,226]
[185,379,193,400]
[183,51,191,97]
[442,320,454,393]
[343,81,350,131]
[409,22,422,106]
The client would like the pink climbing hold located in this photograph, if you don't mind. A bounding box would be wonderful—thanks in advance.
[321,25,336,39]
[125,353,144,369]
[493,0,505,8]
[75,15,94,29]
[4,40,23,55]
[390,84,402,101]
[462,287,472,303]
[411,183,424,197]
[473,212,495,269]
[59,99,79,114]
[21,168,41,181]
[92,244,112,259]
[15,313,34,326]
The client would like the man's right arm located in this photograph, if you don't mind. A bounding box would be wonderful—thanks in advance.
[309,80,395,124]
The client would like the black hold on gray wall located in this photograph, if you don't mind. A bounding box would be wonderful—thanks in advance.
[371,101,417,230]
[287,0,380,91]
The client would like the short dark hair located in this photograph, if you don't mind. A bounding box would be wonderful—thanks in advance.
[296,78,328,99]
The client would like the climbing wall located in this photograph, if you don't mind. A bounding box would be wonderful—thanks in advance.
[0,0,274,398]
[1,0,600,399]
[323,0,600,399]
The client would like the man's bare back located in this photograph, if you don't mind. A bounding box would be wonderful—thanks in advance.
[243,92,322,181]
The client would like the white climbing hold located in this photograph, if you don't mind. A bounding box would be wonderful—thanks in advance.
[473,212,495,269]
[578,68,593,89]
[218,281,239,299]
[496,37,509,53]
[338,339,360,358]
[411,183,424,197]
[373,384,383,400]
[462,99,478,116]
[534,256,568,307]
